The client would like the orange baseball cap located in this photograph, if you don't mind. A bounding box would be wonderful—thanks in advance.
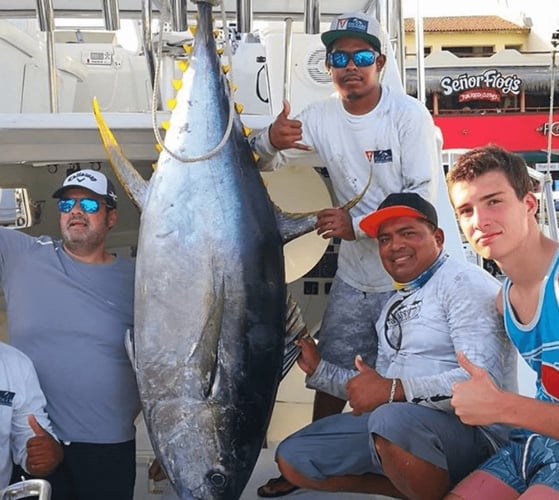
[360,193,438,238]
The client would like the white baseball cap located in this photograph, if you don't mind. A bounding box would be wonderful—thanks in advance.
[52,169,118,208]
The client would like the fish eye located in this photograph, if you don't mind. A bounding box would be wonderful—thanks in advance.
[207,470,228,489]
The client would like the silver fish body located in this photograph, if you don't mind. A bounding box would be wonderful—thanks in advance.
[135,3,285,498]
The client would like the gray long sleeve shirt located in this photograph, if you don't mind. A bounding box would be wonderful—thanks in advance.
[306,256,517,445]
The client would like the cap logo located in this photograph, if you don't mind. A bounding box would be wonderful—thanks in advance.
[340,17,368,33]
[66,171,99,184]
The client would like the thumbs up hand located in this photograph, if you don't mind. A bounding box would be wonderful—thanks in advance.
[25,415,63,477]
[451,352,502,426]
[346,355,395,416]
[268,99,312,151]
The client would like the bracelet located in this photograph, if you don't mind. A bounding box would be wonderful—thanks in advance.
[388,378,397,403]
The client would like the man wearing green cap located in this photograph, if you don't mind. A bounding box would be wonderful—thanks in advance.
[253,11,441,497]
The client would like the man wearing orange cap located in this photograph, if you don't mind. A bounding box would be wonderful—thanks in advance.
[271,193,516,498]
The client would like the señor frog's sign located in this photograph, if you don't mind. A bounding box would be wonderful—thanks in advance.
[440,69,522,101]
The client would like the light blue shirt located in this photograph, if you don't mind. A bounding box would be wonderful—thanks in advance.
[0,228,139,443]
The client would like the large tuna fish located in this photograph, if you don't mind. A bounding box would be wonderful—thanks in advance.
[94,0,319,498]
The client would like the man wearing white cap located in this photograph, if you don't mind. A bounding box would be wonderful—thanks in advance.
[253,11,440,497]
[1,169,139,500]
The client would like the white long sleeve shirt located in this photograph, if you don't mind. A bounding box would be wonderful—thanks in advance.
[0,342,56,488]
[251,85,440,293]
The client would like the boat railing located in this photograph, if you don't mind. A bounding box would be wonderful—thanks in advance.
[0,479,51,500]
[529,167,559,241]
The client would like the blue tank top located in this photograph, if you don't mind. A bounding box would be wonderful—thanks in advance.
[502,250,559,403]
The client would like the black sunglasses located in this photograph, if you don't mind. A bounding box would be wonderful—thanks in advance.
[327,49,377,69]
[57,198,104,214]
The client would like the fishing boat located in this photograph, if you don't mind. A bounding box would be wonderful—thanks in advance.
[0,1,555,499]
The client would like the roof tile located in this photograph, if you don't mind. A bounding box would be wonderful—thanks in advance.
[404,16,529,33]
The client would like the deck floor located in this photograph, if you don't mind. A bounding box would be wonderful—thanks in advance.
[148,445,391,500]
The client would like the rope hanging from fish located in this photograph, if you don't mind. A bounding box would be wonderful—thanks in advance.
[150,1,235,163]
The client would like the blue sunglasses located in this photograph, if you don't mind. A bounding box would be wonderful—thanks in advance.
[327,49,377,69]
[57,198,104,214]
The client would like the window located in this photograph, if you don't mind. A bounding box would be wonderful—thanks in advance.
[442,46,495,57]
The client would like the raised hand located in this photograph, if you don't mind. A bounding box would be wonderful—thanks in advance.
[295,336,320,376]
[347,355,392,416]
[316,207,356,241]
[26,415,63,477]
[451,352,503,426]
[268,100,312,151]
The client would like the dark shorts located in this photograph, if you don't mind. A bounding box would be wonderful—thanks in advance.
[480,431,559,492]
[277,403,495,486]
[11,440,136,500]
[317,276,393,370]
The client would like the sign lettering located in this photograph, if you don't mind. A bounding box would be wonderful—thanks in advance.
[440,69,522,96]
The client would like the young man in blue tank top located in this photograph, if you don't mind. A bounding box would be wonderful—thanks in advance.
[447,145,559,498]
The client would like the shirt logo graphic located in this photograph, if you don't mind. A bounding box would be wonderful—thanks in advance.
[0,390,15,407]
[373,149,393,164]
[542,363,559,400]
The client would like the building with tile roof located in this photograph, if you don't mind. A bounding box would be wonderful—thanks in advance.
[400,15,558,162]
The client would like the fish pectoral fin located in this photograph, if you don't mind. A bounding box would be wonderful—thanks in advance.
[92,97,149,211]
[124,328,137,371]
[273,202,319,244]
[281,292,309,379]
[190,283,226,399]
